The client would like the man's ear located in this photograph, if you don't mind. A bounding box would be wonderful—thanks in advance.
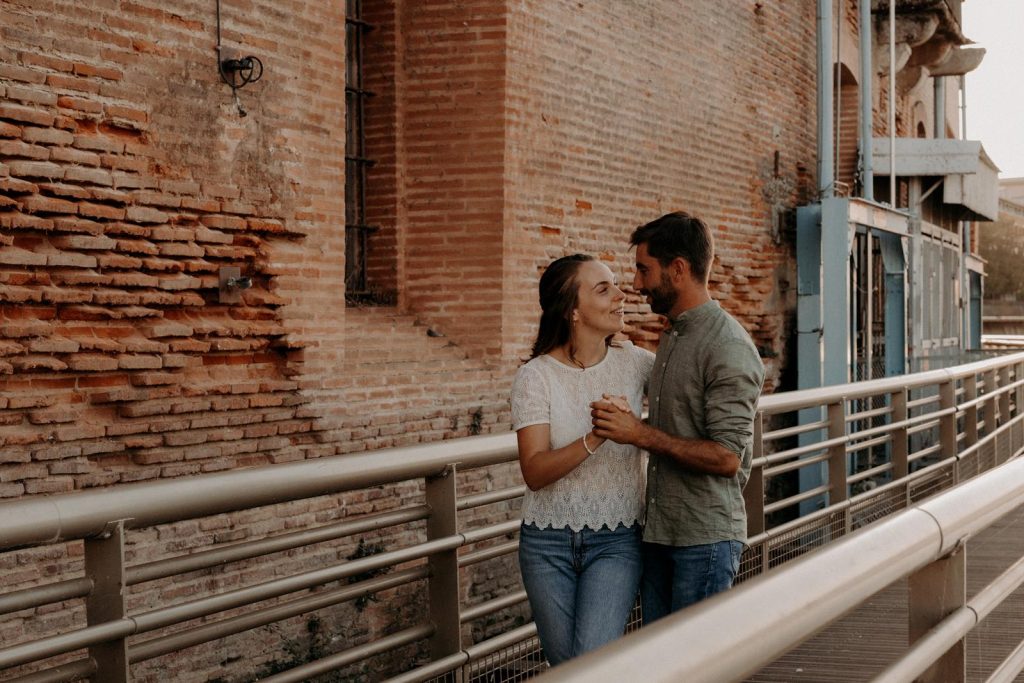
[670,257,690,283]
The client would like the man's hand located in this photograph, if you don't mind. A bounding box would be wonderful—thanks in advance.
[591,394,646,446]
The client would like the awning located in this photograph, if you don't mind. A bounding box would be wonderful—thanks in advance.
[871,138,1000,221]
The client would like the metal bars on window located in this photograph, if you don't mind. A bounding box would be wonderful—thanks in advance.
[345,0,376,297]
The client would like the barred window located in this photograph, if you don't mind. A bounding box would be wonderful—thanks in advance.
[345,0,376,298]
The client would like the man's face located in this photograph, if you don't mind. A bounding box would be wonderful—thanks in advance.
[633,243,678,317]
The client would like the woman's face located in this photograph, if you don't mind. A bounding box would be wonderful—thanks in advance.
[572,260,626,337]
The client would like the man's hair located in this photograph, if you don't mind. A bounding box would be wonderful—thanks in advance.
[630,211,714,282]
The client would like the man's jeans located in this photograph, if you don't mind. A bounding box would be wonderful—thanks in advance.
[518,522,642,665]
[640,539,744,624]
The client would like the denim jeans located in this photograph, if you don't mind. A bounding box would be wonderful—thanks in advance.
[518,522,642,666]
[640,539,744,624]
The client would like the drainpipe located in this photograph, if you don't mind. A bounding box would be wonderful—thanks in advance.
[934,76,945,139]
[818,0,834,199]
[859,0,873,200]
[888,0,896,205]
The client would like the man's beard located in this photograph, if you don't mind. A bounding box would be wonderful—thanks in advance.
[644,274,678,316]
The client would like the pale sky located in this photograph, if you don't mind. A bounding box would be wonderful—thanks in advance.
[962,0,1024,179]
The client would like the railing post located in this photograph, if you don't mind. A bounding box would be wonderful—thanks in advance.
[982,370,998,438]
[745,413,765,538]
[425,465,462,660]
[998,366,1012,463]
[84,520,129,683]
[827,400,848,512]
[1016,361,1024,457]
[939,380,958,480]
[891,388,909,481]
[908,543,967,683]
[963,375,978,455]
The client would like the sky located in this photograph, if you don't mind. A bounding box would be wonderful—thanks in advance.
[962,0,1024,179]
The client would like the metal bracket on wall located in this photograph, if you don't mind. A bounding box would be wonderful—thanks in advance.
[219,266,251,304]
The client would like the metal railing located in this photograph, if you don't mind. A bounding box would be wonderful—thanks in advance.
[0,352,1022,682]
[541,447,1024,682]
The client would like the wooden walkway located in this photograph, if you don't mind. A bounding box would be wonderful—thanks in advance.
[748,503,1024,682]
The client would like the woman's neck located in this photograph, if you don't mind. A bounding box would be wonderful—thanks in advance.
[552,334,607,369]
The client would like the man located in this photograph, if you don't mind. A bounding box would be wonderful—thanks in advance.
[592,210,764,623]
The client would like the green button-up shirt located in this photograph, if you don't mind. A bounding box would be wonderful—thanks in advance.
[643,300,765,547]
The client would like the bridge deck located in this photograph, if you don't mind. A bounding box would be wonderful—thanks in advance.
[748,502,1024,682]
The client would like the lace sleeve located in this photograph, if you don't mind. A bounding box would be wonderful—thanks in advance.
[511,362,550,431]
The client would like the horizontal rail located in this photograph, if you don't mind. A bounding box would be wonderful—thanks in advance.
[541,455,1024,682]
[0,432,519,549]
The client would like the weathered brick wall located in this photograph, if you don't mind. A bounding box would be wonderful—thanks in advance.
[502,0,819,390]
[4,0,960,679]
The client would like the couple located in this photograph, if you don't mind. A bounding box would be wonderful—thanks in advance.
[511,211,765,665]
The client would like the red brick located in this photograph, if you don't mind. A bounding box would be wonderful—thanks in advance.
[25,478,74,494]
[64,166,114,186]
[0,63,46,84]
[0,247,48,267]
[0,121,22,137]
[21,195,78,214]
[5,85,58,106]
[0,139,49,159]
[65,354,119,371]
[73,63,123,80]
[7,160,65,179]
[49,146,102,166]
[0,102,55,126]
[78,202,126,220]
[56,95,104,114]
[72,134,124,154]
[45,73,101,94]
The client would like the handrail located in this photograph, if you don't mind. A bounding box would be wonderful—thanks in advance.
[2,352,1022,554]
[1,350,1022,682]
[540,456,1024,682]
[0,432,516,549]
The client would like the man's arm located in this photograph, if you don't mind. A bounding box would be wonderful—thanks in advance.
[591,399,739,477]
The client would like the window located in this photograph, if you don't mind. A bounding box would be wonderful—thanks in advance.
[345,0,376,298]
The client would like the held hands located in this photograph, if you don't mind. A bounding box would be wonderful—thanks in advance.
[590,393,645,446]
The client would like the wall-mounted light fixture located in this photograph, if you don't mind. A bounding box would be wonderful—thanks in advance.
[216,0,263,117]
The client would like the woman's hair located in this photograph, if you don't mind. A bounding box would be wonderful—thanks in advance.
[529,253,615,363]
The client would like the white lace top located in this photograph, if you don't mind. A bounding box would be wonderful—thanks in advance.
[511,342,655,531]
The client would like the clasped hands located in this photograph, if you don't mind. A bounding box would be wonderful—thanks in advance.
[590,393,644,446]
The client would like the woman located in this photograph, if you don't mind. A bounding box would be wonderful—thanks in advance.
[511,253,654,665]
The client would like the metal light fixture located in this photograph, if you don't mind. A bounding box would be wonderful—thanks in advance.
[215,0,263,117]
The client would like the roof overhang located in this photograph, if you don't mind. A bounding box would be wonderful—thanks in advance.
[871,138,1000,221]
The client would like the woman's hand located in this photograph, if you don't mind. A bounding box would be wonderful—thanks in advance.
[591,394,646,446]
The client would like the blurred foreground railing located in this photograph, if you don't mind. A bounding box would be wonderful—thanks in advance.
[542,448,1024,683]
[0,351,1022,681]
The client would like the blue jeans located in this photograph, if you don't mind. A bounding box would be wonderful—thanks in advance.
[518,522,642,665]
[640,539,744,624]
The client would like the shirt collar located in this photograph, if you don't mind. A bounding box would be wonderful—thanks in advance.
[669,299,719,330]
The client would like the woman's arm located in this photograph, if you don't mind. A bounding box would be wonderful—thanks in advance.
[517,423,606,491]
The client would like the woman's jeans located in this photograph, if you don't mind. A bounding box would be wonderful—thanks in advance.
[518,522,642,666]
[640,539,744,624]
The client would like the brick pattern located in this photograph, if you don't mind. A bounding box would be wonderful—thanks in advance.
[502,1,821,391]
[0,1,355,493]
[0,0,963,679]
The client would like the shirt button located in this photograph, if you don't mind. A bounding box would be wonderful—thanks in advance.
[654,397,659,402]
[672,331,678,337]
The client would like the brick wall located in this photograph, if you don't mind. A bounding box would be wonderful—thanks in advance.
[1,0,950,679]
[502,0,819,389]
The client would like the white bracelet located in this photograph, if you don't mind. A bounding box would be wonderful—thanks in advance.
[582,433,597,455]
